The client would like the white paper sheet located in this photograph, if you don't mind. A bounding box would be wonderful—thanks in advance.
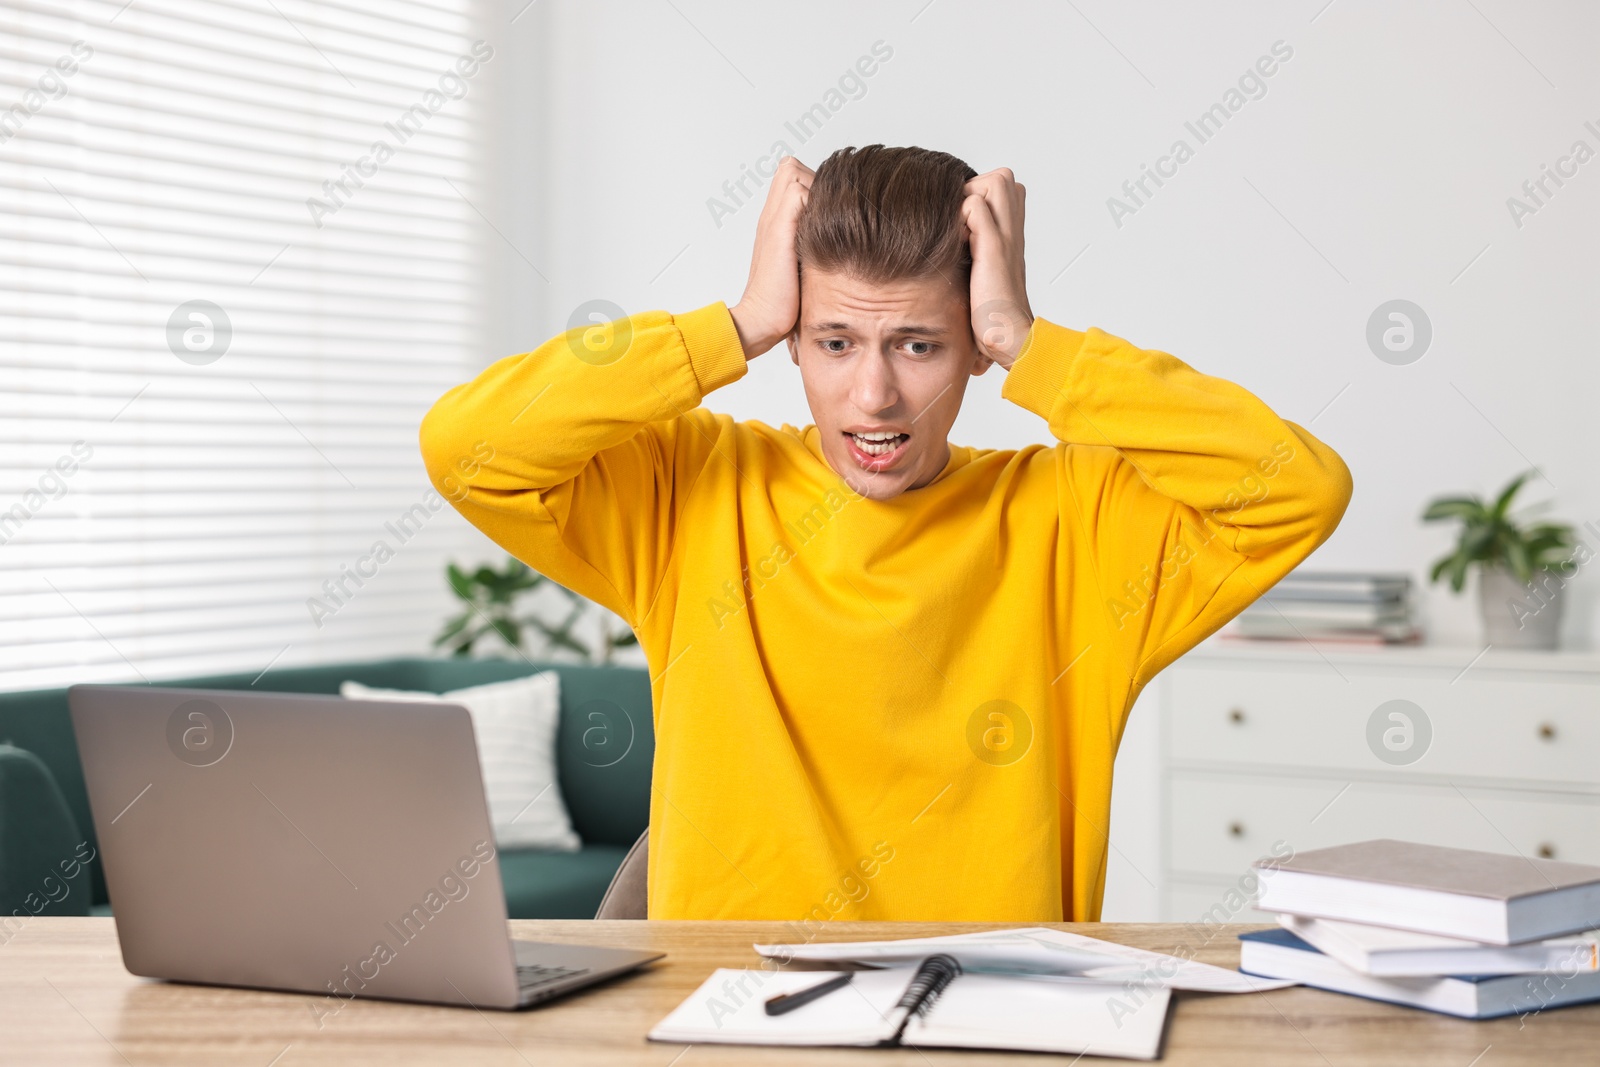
[755,926,1297,993]
[906,971,1171,1059]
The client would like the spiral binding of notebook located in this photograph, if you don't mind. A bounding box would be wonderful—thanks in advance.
[884,954,962,1045]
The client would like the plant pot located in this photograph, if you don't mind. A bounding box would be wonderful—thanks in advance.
[1477,566,1566,650]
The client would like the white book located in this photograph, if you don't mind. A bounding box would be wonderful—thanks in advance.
[1281,915,1600,977]
[1254,839,1600,944]
[1248,599,1410,624]
[648,965,1171,1060]
[1240,928,1600,1019]
[1235,614,1416,639]
[1270,572,1412,601]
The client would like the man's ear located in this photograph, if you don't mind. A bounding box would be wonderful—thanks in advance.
[786,330,800,365]
[964,308,991,377]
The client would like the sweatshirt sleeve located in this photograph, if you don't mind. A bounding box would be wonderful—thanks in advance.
[1002,319,1354,701]
[418,302,748,626]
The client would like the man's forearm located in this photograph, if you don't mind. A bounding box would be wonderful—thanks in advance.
[727,300,780,361]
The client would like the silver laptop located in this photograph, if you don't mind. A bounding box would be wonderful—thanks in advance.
[67,684,661,1012]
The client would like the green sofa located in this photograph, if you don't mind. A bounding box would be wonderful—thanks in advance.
[0,657,652,921]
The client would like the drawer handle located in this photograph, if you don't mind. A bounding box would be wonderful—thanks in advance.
[1537,842,1557,860]
[1228,821,1245,838]
[1228,708,1246,725]
[1538,723,1557,741]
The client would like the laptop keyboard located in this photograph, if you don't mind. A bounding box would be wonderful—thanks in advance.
[516,963,590,991]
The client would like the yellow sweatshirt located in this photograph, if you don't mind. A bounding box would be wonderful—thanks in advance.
[419,303,1352,922]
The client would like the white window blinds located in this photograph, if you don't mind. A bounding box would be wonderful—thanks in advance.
[1,0,495,691]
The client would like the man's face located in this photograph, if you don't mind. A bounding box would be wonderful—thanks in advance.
[787,269,989,501]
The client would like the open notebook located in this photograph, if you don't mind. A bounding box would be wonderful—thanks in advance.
[648,964,1171,1059]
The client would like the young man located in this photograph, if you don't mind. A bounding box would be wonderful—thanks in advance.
[421,145,1352,922]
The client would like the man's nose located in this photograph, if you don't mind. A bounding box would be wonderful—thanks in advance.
[849,350,899,415]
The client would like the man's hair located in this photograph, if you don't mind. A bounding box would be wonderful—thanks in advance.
[796,144,978,292]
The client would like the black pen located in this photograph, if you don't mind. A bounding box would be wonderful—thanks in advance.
[764,972,854,1016]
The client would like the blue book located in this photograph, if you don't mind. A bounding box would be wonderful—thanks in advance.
[1238,928,1600,1019]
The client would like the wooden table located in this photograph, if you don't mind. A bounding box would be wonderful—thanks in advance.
[3,919,1596,1065]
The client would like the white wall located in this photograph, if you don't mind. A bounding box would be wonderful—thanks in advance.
[489,0,1600,649]
[481,0,1600,914]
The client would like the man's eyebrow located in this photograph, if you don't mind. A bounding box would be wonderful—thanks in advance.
[805,321,949,335]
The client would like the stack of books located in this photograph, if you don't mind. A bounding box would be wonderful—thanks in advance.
[1229,571,1420,644]
[1240,840,1600,1018]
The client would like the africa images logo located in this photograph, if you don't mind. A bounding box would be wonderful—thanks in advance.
[165,698,234,767]
[575,698,634,768]
[1366,699,1431,767]
[966,699,1033,767]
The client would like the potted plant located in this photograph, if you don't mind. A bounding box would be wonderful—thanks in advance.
[1422,471,1577,649]
[434,556,639,664]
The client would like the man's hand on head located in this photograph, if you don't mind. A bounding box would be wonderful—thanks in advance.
[729,156,815,359]
[962,168,1034,370]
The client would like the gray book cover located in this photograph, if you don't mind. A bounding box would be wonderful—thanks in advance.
[1256,840,1600,901]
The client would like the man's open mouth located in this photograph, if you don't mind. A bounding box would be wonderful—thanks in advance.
[844,430,910,470]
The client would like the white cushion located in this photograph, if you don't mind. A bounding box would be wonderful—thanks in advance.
[340,674,581,851]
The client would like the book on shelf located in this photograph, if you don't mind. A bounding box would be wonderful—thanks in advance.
[1233,614,1420,643]
[1231,570,1419,643]
[1266,571,1412,602]
[1219,629,1423,647]
[1249,599,1411,625]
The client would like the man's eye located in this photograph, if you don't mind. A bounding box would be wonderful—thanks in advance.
[821,339,849,354]
[905,341,935,357]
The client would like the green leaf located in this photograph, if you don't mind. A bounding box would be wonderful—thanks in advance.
[1460,523,1498,561]
[483,560,542,603]
[441,553,638,666]
[1503,537,1533,584]
[1490,471,1535,522]
[1523,523,1575,553]
[491,618,522,649]
[546,629,591,657]
[1527,533,1575,570]
[446,563,477,602]
[1421,497,1487,523]
[433,614,471,644]
[1435,549,1471,591]
[1524,530,1569,555]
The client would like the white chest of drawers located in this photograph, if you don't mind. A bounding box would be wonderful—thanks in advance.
[1103,640,1600,923]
